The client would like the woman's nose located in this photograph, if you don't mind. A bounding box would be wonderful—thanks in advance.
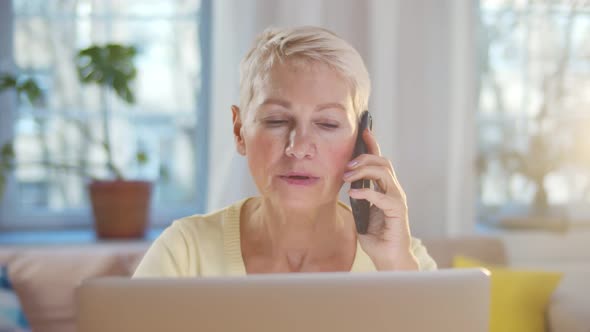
[284,127,316,159]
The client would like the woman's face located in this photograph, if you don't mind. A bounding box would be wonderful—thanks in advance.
[235,61,358,210]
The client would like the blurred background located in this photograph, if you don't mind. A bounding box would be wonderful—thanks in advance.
[1,0,589,237]
[0,1,589,331]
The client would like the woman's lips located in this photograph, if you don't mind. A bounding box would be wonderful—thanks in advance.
[279,172,320,186]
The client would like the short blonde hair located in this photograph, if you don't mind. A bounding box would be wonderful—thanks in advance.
[239,26,371,118]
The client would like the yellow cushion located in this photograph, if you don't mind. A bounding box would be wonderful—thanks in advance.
[454,255,562,332]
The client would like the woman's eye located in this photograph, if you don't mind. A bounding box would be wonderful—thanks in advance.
[318,122,339,129]
[264,119,289,127]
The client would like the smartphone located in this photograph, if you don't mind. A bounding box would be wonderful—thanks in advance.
[350,111,372,234]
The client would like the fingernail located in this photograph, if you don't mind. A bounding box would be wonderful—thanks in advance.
[347,160,358,168]
[343,171,355,178]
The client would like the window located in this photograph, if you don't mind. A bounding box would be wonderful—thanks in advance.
[0,0,210,229]
[477,0,590,230]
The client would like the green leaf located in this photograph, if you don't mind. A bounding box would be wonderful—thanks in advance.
[19,78,43,105]
[136,151,148,165]
[0,74,18,91]
[0,73,43,105]
[1,142,14,159]
[159,165,170,182]
[0,171,5,202]
[0,142,14,201]
[1,142,15,170]
[75,43,138,104]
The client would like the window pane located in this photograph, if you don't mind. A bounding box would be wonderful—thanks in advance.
[477,1,590,227]
[10,0,205,223]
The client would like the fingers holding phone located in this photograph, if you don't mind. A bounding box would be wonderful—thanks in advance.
[346,112,406,220]
[345,136,407,220]
[345,112,416,270]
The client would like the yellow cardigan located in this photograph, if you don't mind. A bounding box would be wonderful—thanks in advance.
[133,198,437,277]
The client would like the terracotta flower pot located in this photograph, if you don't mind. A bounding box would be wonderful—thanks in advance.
[88,180,152,239]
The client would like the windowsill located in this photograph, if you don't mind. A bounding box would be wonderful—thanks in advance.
[476,218,590,235]
[0,228,165,245]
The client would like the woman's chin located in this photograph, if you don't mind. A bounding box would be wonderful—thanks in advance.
[269,190,334,210]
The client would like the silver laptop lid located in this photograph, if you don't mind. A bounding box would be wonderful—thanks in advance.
[77,269,490,332]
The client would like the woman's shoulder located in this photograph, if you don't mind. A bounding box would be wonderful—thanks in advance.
[410,237,438,271]
[170,197,252,233]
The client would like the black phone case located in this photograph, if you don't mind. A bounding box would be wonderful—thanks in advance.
[350,111,372,234]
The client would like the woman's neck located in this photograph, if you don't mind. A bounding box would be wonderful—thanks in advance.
[244,196,351,256]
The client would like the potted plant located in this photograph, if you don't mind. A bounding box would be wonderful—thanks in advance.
[476,108,570,231]
[75,43,152,238]
[498,114,565,214]
[1,45,150,238]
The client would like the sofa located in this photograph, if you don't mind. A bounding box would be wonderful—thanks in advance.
[0,236,587,332]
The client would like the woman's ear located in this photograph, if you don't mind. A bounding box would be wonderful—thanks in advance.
[231,105,246,155]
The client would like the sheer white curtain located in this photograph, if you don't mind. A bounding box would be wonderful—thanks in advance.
[208,0,478,237]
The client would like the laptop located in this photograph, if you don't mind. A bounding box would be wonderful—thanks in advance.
[77,269,490,332]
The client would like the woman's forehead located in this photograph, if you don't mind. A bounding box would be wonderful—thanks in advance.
[259,97,349,113]
[254,61,354,110]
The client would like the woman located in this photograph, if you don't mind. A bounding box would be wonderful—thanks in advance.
[134,26,436,277]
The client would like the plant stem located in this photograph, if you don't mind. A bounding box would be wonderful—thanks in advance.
[100,87,123,179]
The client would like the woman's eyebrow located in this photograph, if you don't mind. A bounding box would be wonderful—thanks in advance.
[315,103,346,112]
[261,98,291,108]
[260,98,346,112]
